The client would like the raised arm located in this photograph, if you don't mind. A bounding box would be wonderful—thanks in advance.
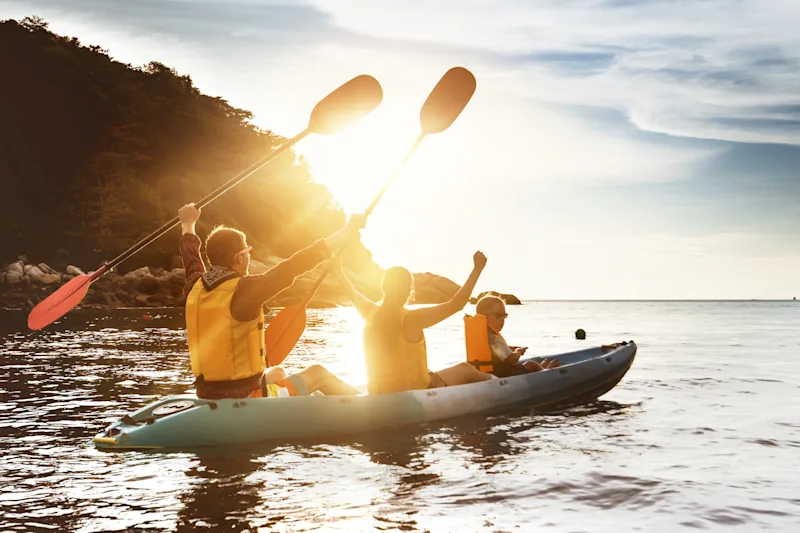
[178,203,206,295]
[404,251,487,337]
[231,215,366,320]
[331,255,377,320]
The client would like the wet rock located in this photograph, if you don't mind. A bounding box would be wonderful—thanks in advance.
[37,263,57,275]
[2,251,469,311]
[5,271,24,284]
[123,266,152,282]
[136,275,161,295]
[24,265,45,281]
[167,268,185,286]
[66,265,85,276]
[38,273,61,285]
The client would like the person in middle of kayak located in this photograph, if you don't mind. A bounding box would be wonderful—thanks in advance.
[178,203,362,400]
[465,295,559,377]
[332,251,496,394]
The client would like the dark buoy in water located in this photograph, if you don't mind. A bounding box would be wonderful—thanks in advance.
[575,328,586,340]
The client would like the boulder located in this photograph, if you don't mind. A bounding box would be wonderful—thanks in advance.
[148,293,168,305]
[412,272,460,304]
[168,268,186,286]
[66,265,85,276]
[6,271,25,284]
[135,294,151,305]
[39,273,62,285]
[501,293,521,305]
[86,289,106,304]
[470,291,522,305]
[37,263,57,275]
[136,275,161,295]
[123,266,152,283]
[24,265,46,281]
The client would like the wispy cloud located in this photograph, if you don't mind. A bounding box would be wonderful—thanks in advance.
[307,0,800,145]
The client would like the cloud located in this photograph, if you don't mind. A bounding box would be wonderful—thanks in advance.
[305,0,800,146]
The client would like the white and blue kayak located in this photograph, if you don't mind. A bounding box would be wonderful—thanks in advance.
[93,341,636,451]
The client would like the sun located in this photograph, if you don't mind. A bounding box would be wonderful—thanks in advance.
[298,106,420,215]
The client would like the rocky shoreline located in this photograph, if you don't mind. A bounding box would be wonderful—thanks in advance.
[2,256,519,312]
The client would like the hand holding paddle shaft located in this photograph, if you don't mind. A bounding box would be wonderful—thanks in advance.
[27,75,383,331]
[264,67,477,366]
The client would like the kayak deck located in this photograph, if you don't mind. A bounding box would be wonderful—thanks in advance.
[93,341,636,451]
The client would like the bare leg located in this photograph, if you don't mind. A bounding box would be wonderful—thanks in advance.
[434,362,495,386]
[523,360,544,372]
[264,366,288,383]
[295,364,360,396]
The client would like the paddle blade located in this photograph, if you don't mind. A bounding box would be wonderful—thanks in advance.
[264,304,308,366]
[308,75,383,135]
[420,67,476,134]
[27,274,93,330]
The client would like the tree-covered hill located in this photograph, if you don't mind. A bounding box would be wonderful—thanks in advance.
[0,16,379,280]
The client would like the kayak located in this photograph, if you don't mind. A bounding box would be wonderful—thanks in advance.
[93,341,636,451]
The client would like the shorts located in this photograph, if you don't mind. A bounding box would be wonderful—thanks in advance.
[491,363,531,378]
[427,370,448,389]
[247,373,309,398]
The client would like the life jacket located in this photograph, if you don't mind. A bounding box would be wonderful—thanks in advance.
[185,274,266,384]
[363,307,429,394]
[464,313,505,372]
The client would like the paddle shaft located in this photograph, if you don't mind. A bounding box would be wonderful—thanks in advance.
[102,130,310,273]
[296,132,427,308]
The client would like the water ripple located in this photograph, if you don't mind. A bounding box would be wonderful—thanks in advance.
[1,304,799,531]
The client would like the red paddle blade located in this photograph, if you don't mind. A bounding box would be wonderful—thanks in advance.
[264,304,307,366]
[27,274,94,330]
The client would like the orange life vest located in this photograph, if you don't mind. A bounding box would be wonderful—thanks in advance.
[464,313,505,373]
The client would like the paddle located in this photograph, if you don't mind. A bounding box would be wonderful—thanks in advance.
[264,66,477,366]
[27,75,383,331]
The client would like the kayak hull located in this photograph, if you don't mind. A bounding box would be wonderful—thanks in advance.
[93,341,636,451]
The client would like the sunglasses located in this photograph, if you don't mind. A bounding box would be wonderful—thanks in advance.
[491,312,508,319]
[235,246,252,259]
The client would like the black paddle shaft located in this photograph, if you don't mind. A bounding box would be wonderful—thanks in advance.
[103,131,309,273]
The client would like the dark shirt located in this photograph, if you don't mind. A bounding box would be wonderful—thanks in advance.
[488,329,530,377]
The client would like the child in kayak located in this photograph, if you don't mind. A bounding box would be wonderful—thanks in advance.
[471,295,559,377]
[178,203,363,399]
[332,252,496,394]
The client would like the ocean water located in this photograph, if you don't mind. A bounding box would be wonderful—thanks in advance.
[0,300,798,532]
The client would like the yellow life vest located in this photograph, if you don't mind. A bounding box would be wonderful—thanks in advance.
[185,277,266,382]
[464,314,505,372]
[363,307,429,394]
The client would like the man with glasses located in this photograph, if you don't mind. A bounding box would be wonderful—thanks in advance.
[177,203,363,400]
[473,295,559,377]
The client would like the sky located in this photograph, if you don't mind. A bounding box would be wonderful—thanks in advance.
[2,0,799,299]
